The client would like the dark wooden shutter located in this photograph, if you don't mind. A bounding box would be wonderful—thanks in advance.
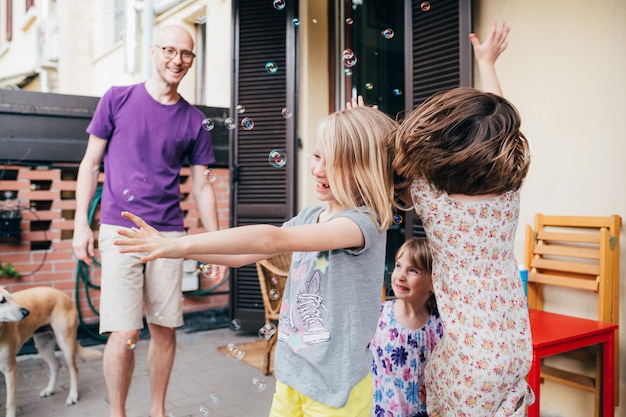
[402,0,472,240]
[409,0,472,107]
[230,0,297,331]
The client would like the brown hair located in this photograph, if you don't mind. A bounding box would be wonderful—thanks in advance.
[390,87,530,201]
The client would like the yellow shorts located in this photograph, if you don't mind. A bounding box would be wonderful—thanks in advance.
[98,224,185,333]
[269,373,372,417]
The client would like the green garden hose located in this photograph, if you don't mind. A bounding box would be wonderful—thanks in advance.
[74,186,230,340]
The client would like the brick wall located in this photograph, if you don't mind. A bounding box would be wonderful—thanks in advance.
[0,164,231,327]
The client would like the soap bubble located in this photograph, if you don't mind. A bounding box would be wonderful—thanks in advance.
[230,319,242,330]
[421,1,431,12]
[342,49,358,68]
[208,392,220,404]
[198,405,210,416]
[269,288,280,300]
[345,18,353,25]
[154,311,164,321]
[199,263,214,279]
[202,118,214,131]
[393,214,403,224]
[365,83,374,90]
[122,189,135,202]
[251,375,267,392]
[236,104,246,114]
[292,18,300,26]
[382,28,394,39]
[126,339,137,350]
[265,62,278,74]
[268,149,287,168]
[241,118,255,130]
[273,0,285,10]
[226,341,245,361]
[224,118,236,130]
[393,88,403,96]
[281,108,292,118]
[203,168,217,183]
[258,323,276,340]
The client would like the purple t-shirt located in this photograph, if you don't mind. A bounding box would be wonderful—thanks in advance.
[87,83,215,231]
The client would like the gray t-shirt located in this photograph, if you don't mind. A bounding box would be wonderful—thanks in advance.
[274,205,386,408]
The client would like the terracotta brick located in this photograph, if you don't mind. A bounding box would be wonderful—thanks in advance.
[22,190,60,200]
[54,181,78,191]
[21,230,61,241]
[21,210,57,221]
[0,164,230,318]
[53,200,77,210]
[53,220,76,230]
[51,241,74,251]
[0,180,31,192]
[18,169,58,180]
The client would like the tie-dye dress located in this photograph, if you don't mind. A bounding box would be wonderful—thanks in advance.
[410,179,534,417]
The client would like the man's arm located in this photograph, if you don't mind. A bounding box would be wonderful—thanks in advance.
[190,164,221,233]
[72,135,107,262]
[189,164,229,278]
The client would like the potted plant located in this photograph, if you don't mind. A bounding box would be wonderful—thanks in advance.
[0,262,20,279]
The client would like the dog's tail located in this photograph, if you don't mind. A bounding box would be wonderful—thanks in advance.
[77,344,103,360]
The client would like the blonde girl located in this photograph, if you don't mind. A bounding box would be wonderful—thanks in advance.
[115,105,397,417]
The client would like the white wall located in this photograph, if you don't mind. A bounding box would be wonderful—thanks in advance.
[474,1,626,416]
[296,0,330,211]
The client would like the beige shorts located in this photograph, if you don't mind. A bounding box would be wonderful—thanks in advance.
[98,224,185,334]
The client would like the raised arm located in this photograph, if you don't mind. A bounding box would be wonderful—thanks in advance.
[469,20,510,96]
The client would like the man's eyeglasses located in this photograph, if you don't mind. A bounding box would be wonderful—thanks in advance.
[154,45,196,64]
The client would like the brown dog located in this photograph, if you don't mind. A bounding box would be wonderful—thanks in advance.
[0,286,102,417]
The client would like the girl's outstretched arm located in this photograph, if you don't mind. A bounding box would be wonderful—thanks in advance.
[115,210,365,264]
[113,212,268,267]
[469,20,510,96]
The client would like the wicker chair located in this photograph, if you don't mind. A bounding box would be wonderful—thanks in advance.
[255,252,292,375]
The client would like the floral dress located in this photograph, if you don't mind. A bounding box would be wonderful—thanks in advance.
[411,179,534,417]
[370,300,444,417]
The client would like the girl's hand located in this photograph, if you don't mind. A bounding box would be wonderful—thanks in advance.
[469,20,510,66]
[114,211,184,262]
[346,95,379,110]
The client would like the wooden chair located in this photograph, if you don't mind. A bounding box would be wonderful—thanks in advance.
[524,214,621,417]
[255,252,291,375]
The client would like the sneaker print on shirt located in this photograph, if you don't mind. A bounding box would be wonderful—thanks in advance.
[278,253,330,347]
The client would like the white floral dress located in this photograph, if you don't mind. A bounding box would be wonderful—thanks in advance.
[411,179,534,417]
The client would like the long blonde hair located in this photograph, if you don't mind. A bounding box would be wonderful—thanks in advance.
[316,106,397,231]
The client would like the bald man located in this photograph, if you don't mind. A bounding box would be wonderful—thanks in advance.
[73,25,226,417]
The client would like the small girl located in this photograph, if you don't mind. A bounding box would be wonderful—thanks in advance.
[114,105,397,417]
[389,22,534,417]
[370,237,444,417]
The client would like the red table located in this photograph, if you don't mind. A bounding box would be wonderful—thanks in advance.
[528,309,618,417]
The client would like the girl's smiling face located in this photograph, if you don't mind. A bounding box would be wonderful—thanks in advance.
[310,139,337,205]
[391,251,434,304]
